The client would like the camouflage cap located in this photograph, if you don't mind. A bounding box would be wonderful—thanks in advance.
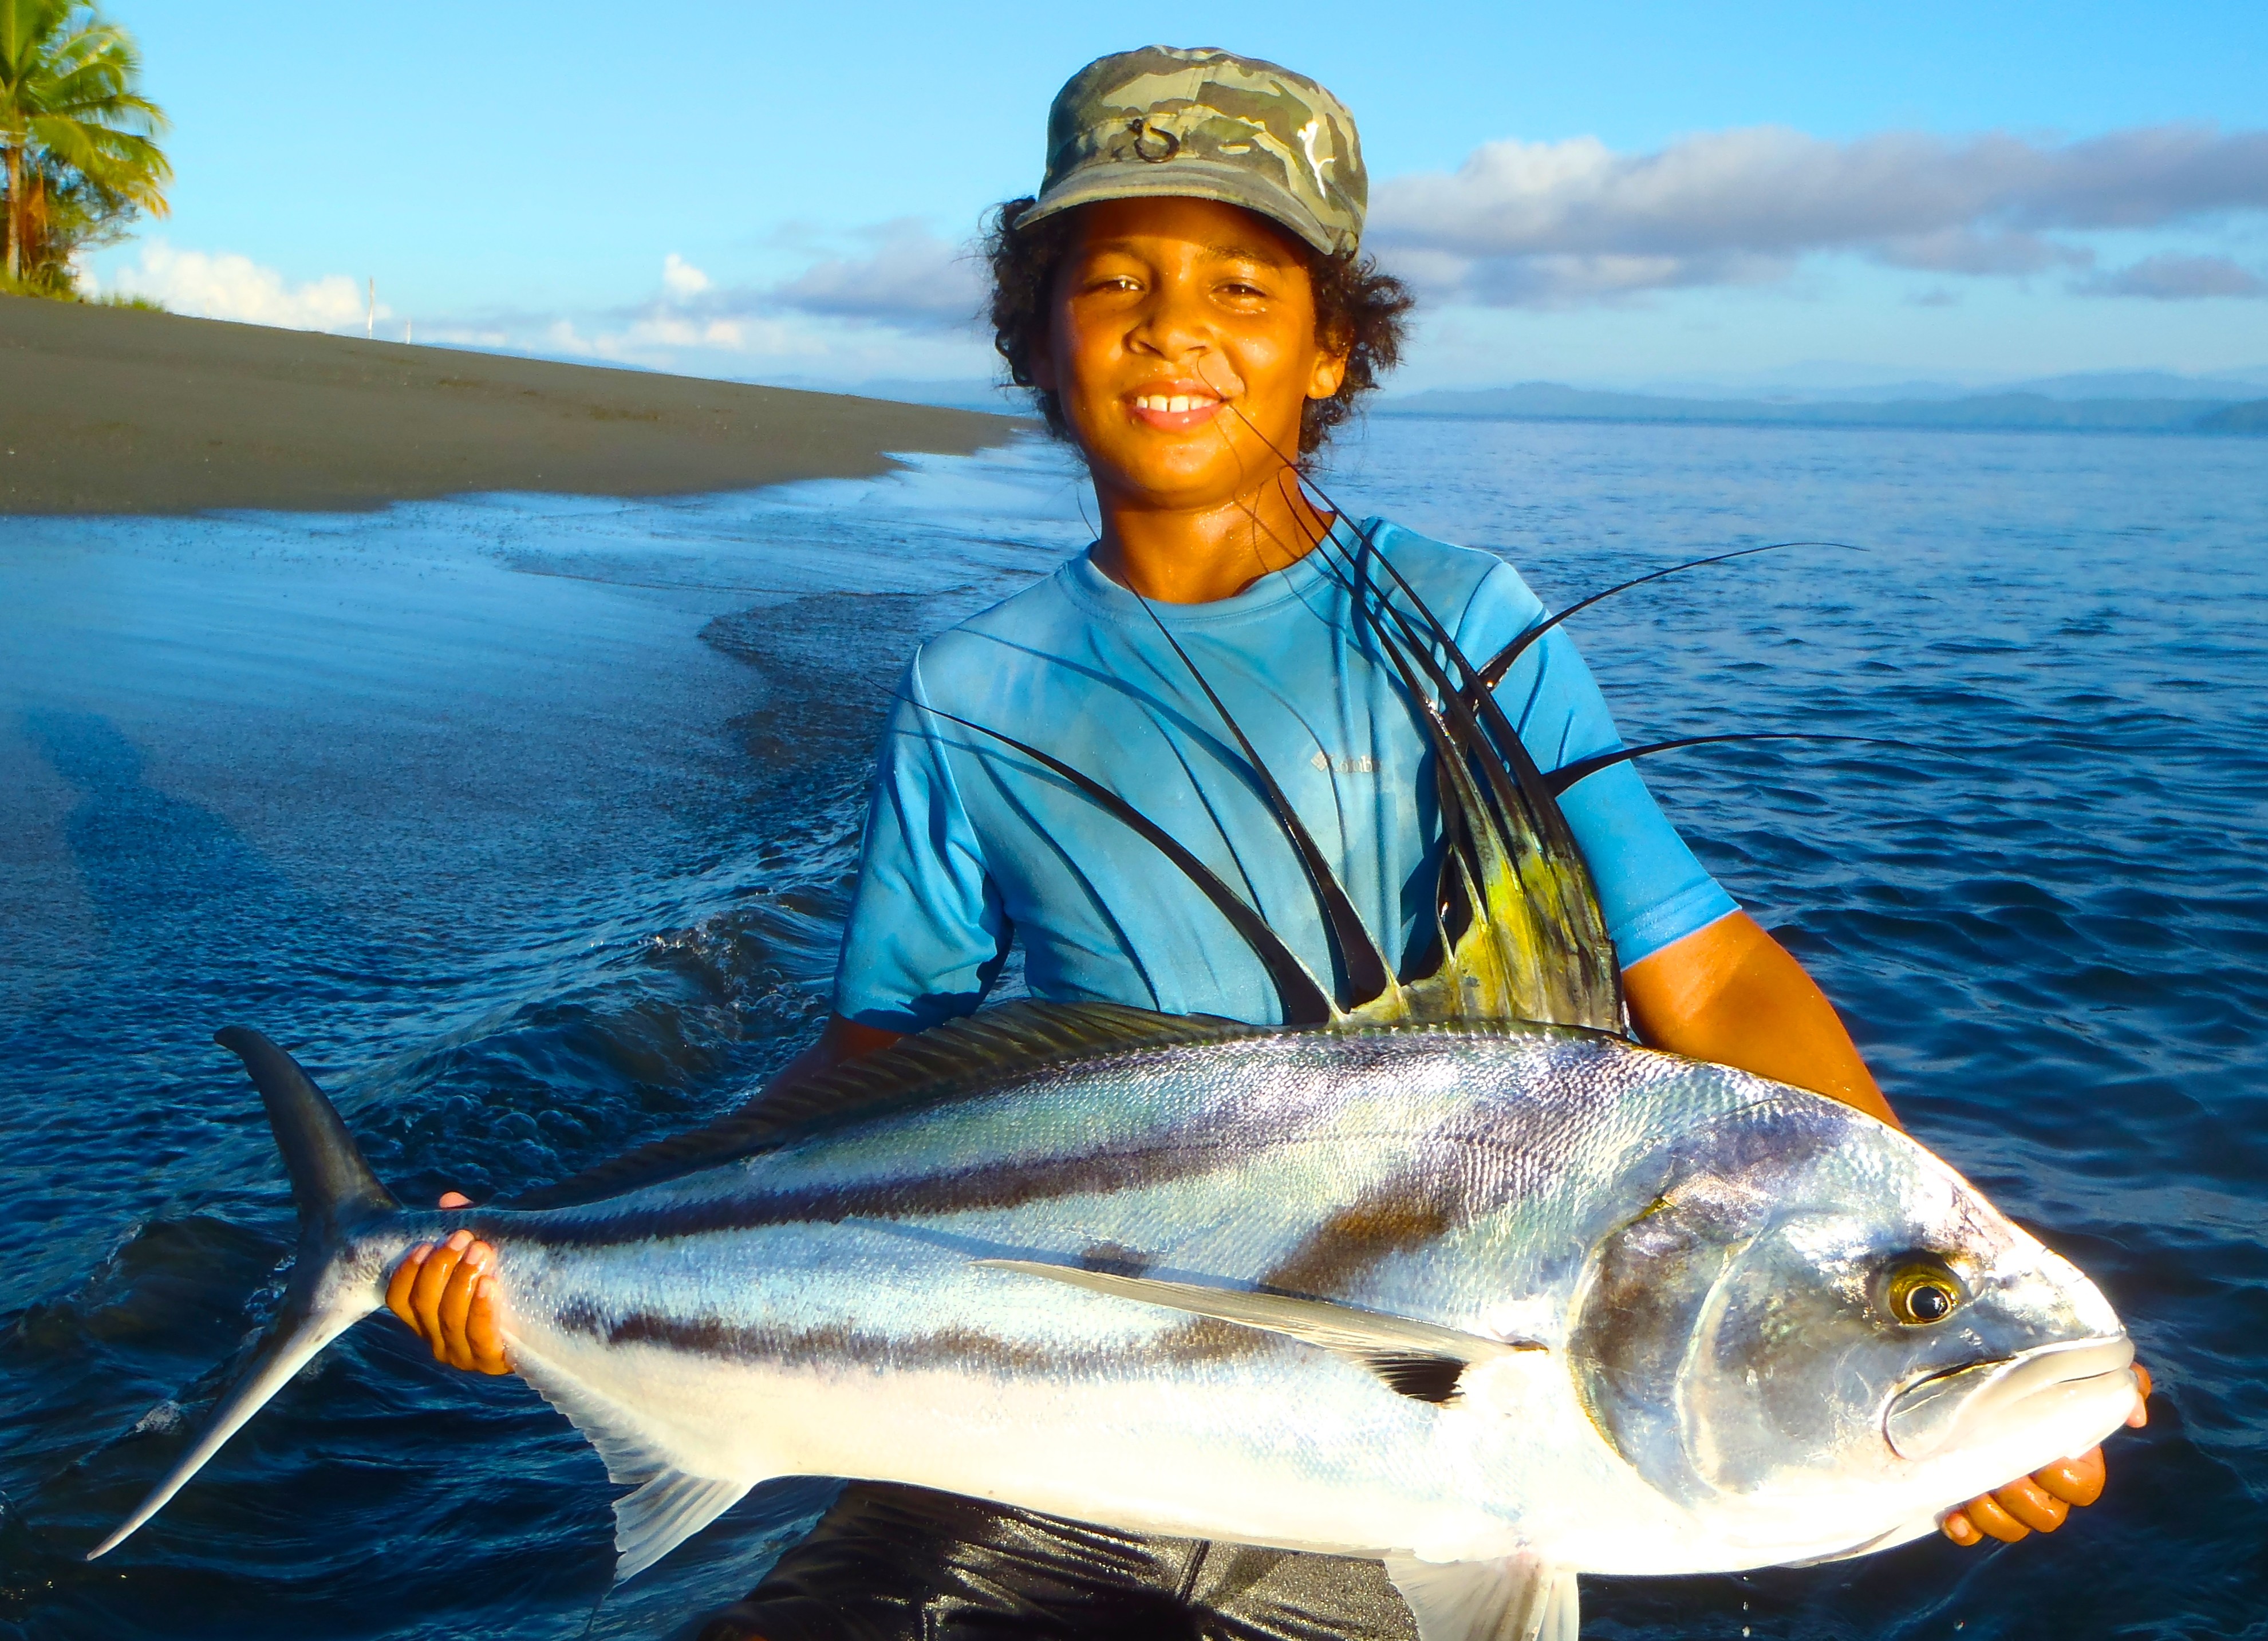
[1021,46,1366,258]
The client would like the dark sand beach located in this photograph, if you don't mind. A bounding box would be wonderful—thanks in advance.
[0,295,1019,514]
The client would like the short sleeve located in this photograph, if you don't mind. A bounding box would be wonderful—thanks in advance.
[1455,562,1739,968]
[831,650,1013,1031]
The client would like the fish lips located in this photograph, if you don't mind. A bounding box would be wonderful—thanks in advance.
[1883,1334,2135,1461]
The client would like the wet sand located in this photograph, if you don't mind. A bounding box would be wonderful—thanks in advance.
[0,295,1019,514]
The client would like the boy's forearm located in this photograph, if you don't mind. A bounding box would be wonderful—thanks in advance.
[1623,910,1900,1129]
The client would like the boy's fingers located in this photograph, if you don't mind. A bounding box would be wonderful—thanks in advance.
[386,1244,434,1331]
[2035,1447,2106,1508]
[1940,1508,1983,1546]
[1992,1475,2069,1533]
[2128,1362,2152,1427]
[1963,1491,2032,1543]
[437,1191,473,1209]
[408,1230,473,1355]
[468,1276,511,1375]
[436,1242,491,1372]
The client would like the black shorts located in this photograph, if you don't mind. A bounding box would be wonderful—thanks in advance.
[697,1482,1418,1641]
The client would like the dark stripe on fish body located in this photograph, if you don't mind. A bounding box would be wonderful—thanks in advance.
[499,1104,1317,1253]
[559,1300,1065,1374]
[1258,1173,1463,1297]
[560,1297,1359,1379]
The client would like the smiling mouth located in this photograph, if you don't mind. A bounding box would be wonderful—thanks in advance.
[1127,388,1226,428]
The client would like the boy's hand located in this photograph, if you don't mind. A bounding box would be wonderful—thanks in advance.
[1940,1363,2151,1545]
[385,1192,512,1375]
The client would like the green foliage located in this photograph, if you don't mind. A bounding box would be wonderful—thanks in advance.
[0,0,169,293]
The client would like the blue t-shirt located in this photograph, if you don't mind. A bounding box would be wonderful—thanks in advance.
[834,517,1737,1032]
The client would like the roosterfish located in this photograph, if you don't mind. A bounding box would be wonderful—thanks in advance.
[88,524,2142,1641]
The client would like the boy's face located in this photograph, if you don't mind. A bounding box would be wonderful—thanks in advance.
[1034,195,1348,513]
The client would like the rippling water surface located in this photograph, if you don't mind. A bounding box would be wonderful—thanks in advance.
[1,420,2261,1639]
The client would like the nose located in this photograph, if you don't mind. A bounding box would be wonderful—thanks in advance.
[1127,270,1215,368]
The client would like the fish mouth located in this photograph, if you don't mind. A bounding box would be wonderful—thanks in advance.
[1884,1335,2134,1461]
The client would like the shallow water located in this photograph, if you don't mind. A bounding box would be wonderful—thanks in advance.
[1,420,2261,1638]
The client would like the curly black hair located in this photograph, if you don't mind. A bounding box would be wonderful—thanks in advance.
[982,196,1414,461]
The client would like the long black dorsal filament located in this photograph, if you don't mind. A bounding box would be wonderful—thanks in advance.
[904,697,1340,1026]
[1125,588,1397,1012]
[1281,498,1623,1024]
[1477,541,1864,689]
[1545,732,1903,797]
[1248,504,1613,1029]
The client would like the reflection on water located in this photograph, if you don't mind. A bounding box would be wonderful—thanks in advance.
[1,425,2262,1638]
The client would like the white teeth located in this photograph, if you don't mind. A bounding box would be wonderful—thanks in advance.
[1135,393,1217,413]
[1167,395,1190,413]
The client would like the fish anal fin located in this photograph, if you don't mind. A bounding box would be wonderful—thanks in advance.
[977,1259,1542,1403]
[612,1471,750,1583]
[1386,1555,1580,1641]
[514,1348,754,1583]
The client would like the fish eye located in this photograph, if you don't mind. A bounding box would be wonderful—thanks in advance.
[1883,1260,1966,1326]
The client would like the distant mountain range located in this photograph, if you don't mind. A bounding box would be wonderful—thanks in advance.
[1567,368,2268,403]
[1375,378,2268,435]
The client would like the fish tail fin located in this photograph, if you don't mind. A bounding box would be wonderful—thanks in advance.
[87,1028,400,1561]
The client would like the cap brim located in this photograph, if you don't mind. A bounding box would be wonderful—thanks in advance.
[1020,157,1344,257]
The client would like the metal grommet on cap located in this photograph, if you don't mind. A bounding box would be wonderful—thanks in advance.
[1128,117,1180,163]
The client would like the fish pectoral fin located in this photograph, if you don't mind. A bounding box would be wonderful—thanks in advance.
[514,1349,753,1583]
[976,1260,1543,1405]
[1385,1555,1579,1641]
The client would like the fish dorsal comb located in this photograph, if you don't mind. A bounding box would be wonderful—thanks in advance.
[1297,515,1623,1032]
[507,1003,1252,1210]
[749,1002,1250,1134]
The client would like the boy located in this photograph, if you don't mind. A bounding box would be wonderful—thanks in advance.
[396,46,2135,1639]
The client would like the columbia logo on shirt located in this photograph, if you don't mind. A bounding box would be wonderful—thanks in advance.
[1310,752,1378,774]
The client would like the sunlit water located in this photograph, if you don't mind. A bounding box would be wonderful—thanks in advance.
[1,419,2261,1639]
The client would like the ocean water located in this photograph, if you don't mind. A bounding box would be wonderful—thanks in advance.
[0,416,2261,1639]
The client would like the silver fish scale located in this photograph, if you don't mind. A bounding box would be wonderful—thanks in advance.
[494,1027,1780,1376]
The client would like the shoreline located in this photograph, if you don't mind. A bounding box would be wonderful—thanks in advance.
[0,297,1024,515]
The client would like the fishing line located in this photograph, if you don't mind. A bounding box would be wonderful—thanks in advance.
[577,1579,611,1640]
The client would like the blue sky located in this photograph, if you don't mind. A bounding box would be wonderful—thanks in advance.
[84,1,2268,392]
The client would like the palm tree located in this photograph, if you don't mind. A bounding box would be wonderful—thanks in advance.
[0,0,167,288]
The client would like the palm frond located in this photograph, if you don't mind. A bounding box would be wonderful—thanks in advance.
[0,0,168,283]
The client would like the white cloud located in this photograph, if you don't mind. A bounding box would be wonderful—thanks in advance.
[538,309,841,370]
[97,241,384,330]
[383,230,1000,386]
[767,220,983,329]
[1370,123,2268,306]
[530,227,988,370]
[661,252,711,297]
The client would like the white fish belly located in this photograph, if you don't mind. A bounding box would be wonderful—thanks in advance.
[507,1313,1528,1560]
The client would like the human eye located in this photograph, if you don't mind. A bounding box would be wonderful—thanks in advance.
[1075,264,1144,297]
[1214,268,1276,302]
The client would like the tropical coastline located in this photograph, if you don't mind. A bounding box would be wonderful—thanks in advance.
[0,295,1021,515]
